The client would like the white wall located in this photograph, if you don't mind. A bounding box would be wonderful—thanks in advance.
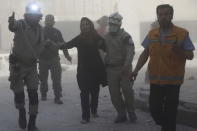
[117,0,197,46]
[1,0,197,51]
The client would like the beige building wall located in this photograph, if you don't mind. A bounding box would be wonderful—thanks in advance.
[1,0,197,51]
[0,0,117,51]
[117,0,197,46]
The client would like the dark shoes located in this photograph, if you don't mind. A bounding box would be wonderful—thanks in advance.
[28,115,39,131]
[41,94,63,104]
[18,110,39,131]
[28,126,39,131]
[80,119,90,124]
[41,94,47,101]
[114,112,137,123]
[128,112,137,122]
[114,115,127,123]
[41,96,47,101]
[92,113,99,118]
[18,108,27,129]
[80,113,98,124]
[41,94,63,105]
[54,97,63,104]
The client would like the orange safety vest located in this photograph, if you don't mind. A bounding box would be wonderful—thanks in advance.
[147,25,188,85]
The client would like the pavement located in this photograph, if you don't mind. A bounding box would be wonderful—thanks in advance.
[0,50,197,130]
[0,68,196,131]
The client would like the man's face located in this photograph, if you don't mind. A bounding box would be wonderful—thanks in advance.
[157,7,173,27]
[45,15,55,27]
[108,23,120,33]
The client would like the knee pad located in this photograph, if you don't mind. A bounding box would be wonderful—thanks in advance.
[27,90,38,105]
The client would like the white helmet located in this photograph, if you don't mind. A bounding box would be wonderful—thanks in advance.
[25,2,42,15]
[109,12,123,26]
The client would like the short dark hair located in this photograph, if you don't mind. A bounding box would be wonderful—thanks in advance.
[156,4,174,15]
[45,14,54,20]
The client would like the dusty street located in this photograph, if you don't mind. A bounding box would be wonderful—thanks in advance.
[0,67,196,131]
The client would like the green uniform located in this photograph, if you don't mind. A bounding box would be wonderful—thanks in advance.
[104,29,135,115]
[39,26,70,99]
[9,19,44,115]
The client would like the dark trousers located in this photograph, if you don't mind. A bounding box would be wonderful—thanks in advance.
[77,74,100,120]
[39,58,62,98]
[149,84,180,131]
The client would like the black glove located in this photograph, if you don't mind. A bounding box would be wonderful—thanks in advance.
[59,44,65,50]
[8,12,15,24]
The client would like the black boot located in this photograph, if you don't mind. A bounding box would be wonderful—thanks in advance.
[28,115,39,131]
[80,119,90,124]
[128,112,137,122]
[54,97,63,104]
[114,115,127,123]
[18,108,27,129]
[41,93,47,101]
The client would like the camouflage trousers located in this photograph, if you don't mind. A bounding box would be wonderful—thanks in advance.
[39,57,62,98]
[10,64,39,115]
[106,66,135,116]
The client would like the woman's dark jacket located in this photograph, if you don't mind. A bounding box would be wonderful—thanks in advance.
[61,32,107,87]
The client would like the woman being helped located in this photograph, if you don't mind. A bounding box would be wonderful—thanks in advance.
[61,17,107,124]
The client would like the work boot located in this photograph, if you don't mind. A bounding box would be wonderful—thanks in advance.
[18,108,27,129]
[28,115,39,131]
[41,94,47,101]
[92,113,99,118]
[80,119,90,124]
[114,115,127,123]
[128,112,137,122]
[54,97,63,104]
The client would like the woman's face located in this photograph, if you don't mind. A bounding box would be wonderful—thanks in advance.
[80,19,93,33]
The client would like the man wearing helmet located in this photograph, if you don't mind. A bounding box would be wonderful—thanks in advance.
[8,2,44,131]
[104,12,137,123]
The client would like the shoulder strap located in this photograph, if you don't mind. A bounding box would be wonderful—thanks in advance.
[20,25,43,59]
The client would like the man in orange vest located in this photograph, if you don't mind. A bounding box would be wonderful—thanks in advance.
[130,4,195,131]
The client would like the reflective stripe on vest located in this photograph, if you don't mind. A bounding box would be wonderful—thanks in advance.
[149,75,184,81]
[148,25,188,85]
